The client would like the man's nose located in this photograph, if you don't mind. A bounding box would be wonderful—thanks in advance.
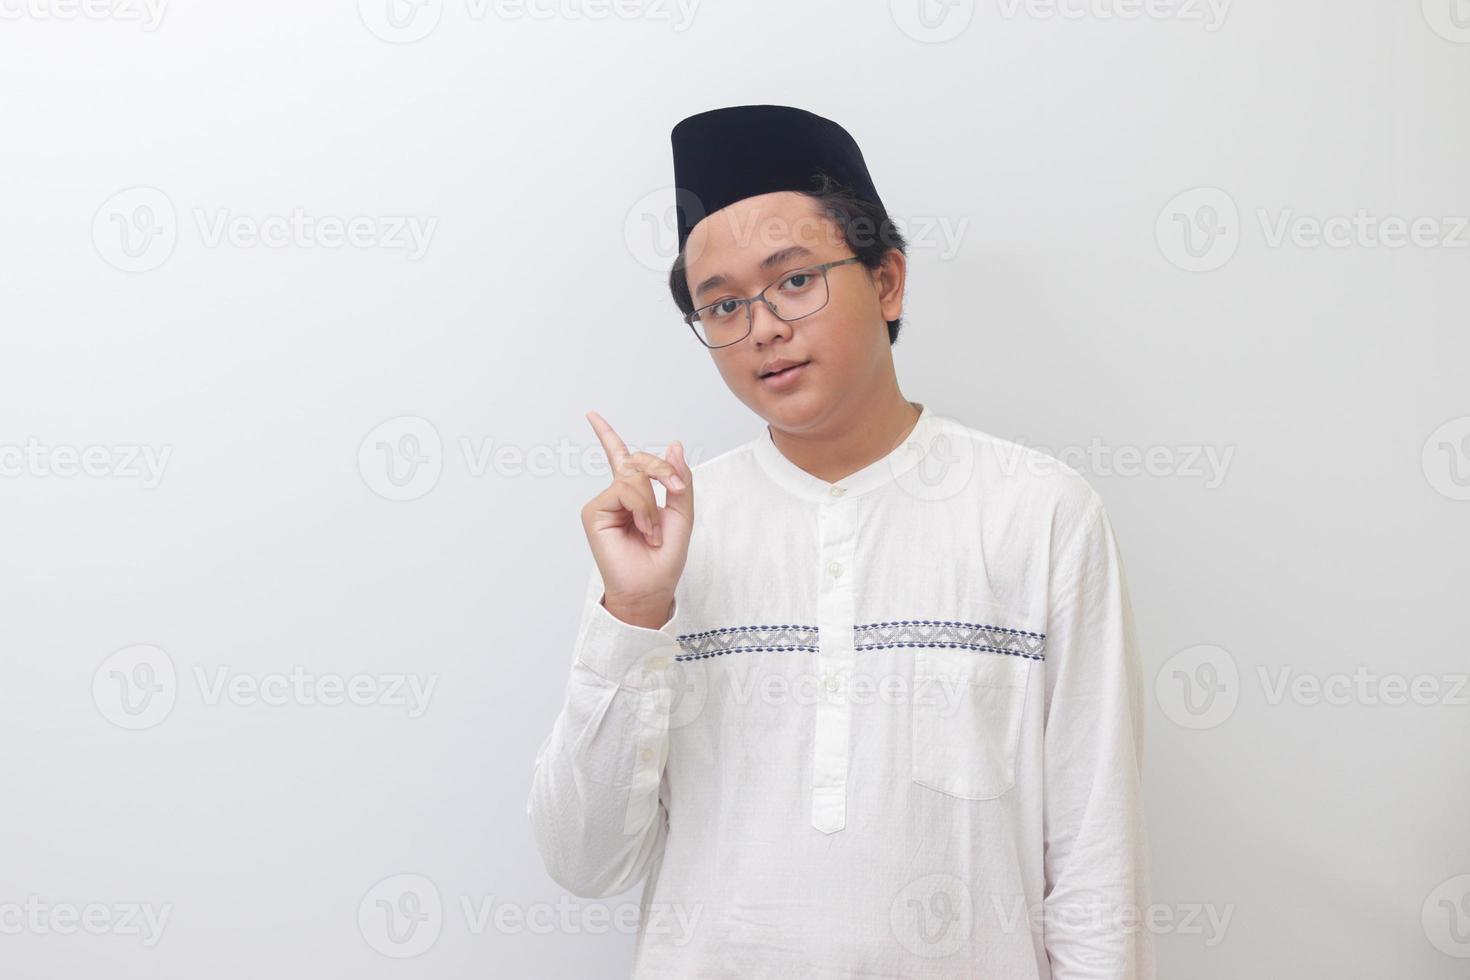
[749,299,792,346]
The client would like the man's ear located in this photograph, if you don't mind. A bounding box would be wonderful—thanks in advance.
[876,249,906,323]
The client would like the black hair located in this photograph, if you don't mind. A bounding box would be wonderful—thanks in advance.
[666,172,910,345]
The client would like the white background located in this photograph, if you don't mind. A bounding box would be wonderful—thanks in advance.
[2,0,1468,977]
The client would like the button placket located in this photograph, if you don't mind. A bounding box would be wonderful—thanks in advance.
[811,488,856,834]
[624,641,677,835]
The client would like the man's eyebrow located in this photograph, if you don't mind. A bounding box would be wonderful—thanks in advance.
[692,245,816,302]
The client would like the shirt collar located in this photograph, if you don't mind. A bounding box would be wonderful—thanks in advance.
[751,401,938,502]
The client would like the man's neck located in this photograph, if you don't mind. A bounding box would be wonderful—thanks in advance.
[767,393,922,486]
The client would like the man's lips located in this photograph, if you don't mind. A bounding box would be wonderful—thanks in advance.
[759,360,809,379]
[758,361,810,387]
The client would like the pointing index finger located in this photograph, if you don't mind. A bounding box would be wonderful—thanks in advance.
[586,410,630,469]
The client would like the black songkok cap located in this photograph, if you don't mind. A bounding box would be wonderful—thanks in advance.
[669,104,885,254]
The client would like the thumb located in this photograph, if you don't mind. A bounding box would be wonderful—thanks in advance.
[661,440,694,523]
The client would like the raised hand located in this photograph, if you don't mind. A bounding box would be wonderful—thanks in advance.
[580,411,694,629]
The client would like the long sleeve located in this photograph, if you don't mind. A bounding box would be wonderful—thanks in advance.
[526,562,683,899]
[1040,489,1155,979]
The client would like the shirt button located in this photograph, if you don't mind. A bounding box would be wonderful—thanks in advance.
[649,656,669,671]
[640,748,654,762]
[827,561,843,578]
[829,485,845,496]
[824,673,840,693]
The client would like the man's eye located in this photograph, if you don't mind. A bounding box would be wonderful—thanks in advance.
[709,300,740,319]
[780,272,815,291]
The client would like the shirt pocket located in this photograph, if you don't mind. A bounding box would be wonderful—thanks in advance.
[911,647,1034,801]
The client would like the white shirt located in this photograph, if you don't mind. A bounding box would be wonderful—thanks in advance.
[528,400,1154,979]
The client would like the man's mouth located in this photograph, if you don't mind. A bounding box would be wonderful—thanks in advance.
[759,361,809,379]
[758,360,811,390]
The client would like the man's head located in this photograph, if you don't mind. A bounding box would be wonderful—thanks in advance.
[666,174,908,432]
[666,105,908,432]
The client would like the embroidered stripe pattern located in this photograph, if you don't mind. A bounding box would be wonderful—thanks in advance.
[853,619,1046,661]
[676,624,820,662]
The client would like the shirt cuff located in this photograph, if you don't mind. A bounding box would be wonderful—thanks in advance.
[575,594,683,687]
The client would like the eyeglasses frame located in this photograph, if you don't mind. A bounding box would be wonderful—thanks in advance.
[682,255,865,349]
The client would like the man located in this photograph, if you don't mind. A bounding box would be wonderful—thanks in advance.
[528,104,1154,979]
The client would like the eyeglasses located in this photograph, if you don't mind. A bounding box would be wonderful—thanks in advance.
[683,256,864,349]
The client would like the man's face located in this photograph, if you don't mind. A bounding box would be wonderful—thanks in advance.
[682,191,903,432]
